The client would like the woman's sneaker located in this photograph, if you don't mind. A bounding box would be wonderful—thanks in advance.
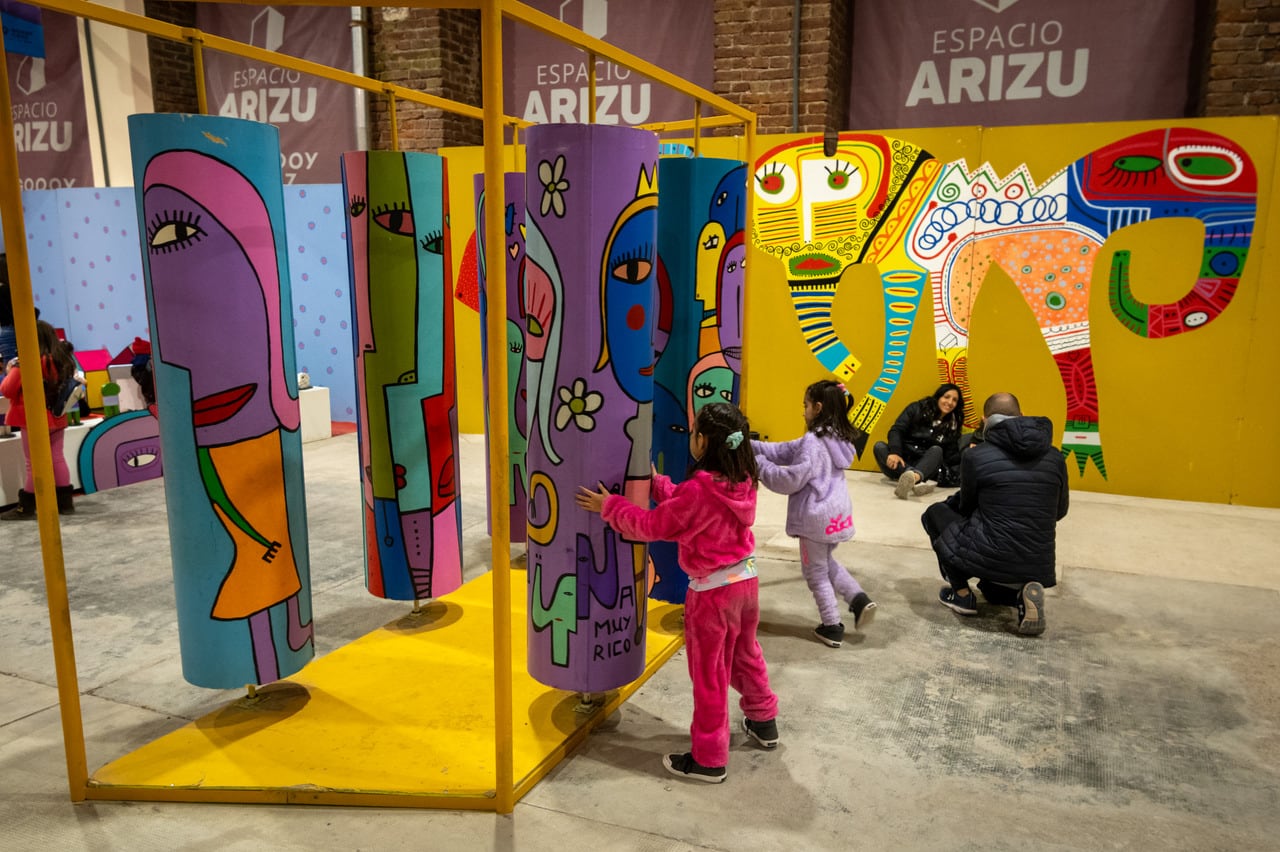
[894,469,921,499]
[813,622,845,647]
[742,717,779,749]
[938,586,978,615]
[849,593,877,631]
[663,752,726,783]
[1017,582,1046,636]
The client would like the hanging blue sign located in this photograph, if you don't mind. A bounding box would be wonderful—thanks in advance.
[1,1,45,58]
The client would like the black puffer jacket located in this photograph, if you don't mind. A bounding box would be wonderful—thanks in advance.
[887,398,964,486]
[934,416,1069,586]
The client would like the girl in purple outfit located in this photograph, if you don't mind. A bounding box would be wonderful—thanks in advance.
[753,380,875,648]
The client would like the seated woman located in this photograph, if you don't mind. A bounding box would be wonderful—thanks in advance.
[872,383,966,499]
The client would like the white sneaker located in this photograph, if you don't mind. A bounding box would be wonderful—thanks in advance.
[912,481,936,497]
[894,470,920,499]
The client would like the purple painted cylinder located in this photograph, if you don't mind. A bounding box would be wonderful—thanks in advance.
[475,172,528,542]
[524,124,659,692]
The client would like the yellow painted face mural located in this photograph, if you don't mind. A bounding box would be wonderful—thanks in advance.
[752,133,939,434]
[752,128,1256,479]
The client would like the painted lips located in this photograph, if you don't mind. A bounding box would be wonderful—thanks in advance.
[192,383,256,426]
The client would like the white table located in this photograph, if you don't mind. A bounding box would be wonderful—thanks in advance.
[299,386,331,443]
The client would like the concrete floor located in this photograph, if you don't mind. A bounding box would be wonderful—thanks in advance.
[2,432,1278,851]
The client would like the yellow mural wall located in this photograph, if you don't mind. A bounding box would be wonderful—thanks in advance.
[442,117,1280,508]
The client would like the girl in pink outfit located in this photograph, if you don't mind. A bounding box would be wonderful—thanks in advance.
[1,320,77,520]
[576,402,779,784]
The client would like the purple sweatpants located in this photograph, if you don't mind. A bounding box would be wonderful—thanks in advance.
[684,578,779,768]
[798,537,863,626]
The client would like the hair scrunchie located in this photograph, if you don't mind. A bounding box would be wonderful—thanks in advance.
[725,430,744,450]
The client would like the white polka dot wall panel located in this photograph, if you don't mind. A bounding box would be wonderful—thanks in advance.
[19,190,66,331]
[52,188,149,355]
[283,184,356,423]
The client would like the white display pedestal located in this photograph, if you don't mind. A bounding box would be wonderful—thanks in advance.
[0,416,102,506]
[299,386,331,443]
[106,364,147,412]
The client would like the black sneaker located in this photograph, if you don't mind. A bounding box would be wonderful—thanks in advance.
[814,622,845,647]
[663,752,726,783]
[742,717,779,749]
[849,593,877,631]
[1017,581,1046,636]
[938,586,978,615]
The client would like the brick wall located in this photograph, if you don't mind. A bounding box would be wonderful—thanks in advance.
[140,1,1280,147]
[367,7,482,150]
[142,1,199,115]
[1202,0,1280,115]
[712,0,849,134]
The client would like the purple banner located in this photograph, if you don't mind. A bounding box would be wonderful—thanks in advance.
[197,4,355,184]
[7,9,91,188]
[849,0,1194,129]
[524,124,659,692]
[504,0,712,127]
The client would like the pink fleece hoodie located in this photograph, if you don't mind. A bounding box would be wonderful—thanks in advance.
[601,470,757,580]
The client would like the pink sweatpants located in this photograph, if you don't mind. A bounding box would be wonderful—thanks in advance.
[683,578,779,768]
[21,426,70,490]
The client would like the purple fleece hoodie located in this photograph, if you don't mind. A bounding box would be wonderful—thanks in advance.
[753,432,857,542]
[601,470,757,580]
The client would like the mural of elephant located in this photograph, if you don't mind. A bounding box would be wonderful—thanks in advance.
[751,128,1257,477]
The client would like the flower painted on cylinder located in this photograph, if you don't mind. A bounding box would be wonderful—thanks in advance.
[539,155,570,218]
[555,377,603,432]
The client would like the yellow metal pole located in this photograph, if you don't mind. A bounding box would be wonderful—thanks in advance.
[388,91,400,151]
[693,100,702,157]
[481,0,515,815]
[740,116,757,413]
[587,51,596,123]
[0,39,89,803]
[189,31,208,114]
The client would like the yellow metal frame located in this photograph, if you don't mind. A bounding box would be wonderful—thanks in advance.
[0,0,757,815]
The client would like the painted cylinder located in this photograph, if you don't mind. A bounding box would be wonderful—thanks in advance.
[649,157,748,604]
[524,124,659,691]
[128,113,314,688]
[474,172,528,543]
[340,151,463,602]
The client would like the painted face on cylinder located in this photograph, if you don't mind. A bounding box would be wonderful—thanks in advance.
[938,390,959,415]
[143,182,277,446]
[602,199,657,402]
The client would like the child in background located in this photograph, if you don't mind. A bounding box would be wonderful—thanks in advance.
[754,379,875,648]
[1,320,79,519]
[576,402,779,784]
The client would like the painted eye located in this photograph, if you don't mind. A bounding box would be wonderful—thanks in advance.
[1184,310,1209,327]
[148,213,205,253]
[753,161,798,204]
[800,158,864,201]
[693,382,715,399]
[826,162,856,190]
[349,196,367,217]
[372,204,415,235]
[611,253,653,285]
[1167,145,1244,186]
[124,450,159,468]
[1113,155,1161,172]
[420,231,443,254]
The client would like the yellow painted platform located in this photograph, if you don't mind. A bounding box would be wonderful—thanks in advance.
[86,571,685,809]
